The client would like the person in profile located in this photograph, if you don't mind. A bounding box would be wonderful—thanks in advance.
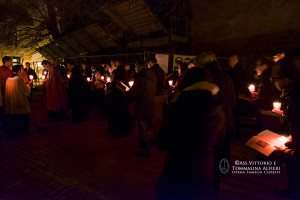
[156,67,226,200]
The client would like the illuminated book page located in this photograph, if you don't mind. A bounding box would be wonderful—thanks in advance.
[246,136,276,156]
[257,130,284,147]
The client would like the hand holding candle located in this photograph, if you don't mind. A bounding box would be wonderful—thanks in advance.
[168,80,173,86]
[248,84,255,93]
[87,77,91,82]
[101,76,105,80]
[272,102,283,114]
[67,74,70,79]
[29,75,34,80]
[129,81,134,87]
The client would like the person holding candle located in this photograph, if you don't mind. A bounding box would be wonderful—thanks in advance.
[0,56,13,104]
[126,60,156,156]
[42,60,68,121]
[108,58,131,137]
[253,57,281,110]
[270,49,300,198]
[66,60,89,122]
[5,65,32,137]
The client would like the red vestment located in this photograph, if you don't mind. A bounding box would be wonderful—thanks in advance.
[0,65,13,101]
[46,65,68,112]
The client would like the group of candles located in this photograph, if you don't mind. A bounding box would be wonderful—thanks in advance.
[248,84,282,112]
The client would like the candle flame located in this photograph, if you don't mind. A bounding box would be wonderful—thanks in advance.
[129,81,134,87]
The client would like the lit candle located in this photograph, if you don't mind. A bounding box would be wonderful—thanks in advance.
[87,77,91,82]
[67,74,70,79]
[248,84,255,93]
[129,81,134,87]
[168,80,173,86]
[42,75,45,79]
[29,75,34,80]
[44,71,47,75]
[101,76,105,80]
[273,102,281,111]
[107,77,111,83]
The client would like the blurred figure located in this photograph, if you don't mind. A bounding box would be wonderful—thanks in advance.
[42,60,68,121]
[0,56,13,103]
[81,61,92,79]
[156,67,225,200]
[92,66,105,109]
[67,61,89,122]
[253,57,281,110]
[24,62,37,80]
[108,58,131,137]
[271,49,300,199]
[50,57,67,78]
[5,65,32,137]
[126,60,156,156]
[228,55,244,97]
[146,56,166,140]
[196,52,236,192]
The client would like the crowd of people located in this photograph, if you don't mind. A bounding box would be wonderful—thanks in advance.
[0,48,300,199]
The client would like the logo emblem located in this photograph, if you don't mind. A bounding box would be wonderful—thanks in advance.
[219,158,230,174]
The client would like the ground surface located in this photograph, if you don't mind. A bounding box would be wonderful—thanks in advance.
[0,92,292,200]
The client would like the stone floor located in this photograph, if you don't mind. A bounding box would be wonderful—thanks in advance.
[0,94,293,200]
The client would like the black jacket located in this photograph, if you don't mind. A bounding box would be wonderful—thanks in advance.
[126,68,157,120]
[25,68,37,79]
[151,64,165,96]
[156,81,226,199]
[68,67,88,107]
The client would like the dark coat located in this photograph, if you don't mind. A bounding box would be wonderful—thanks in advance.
[228,62,245,97]
[156,82,226,200]
[151,64,165,96]
[68,67,89,119]
[126,68,156,121]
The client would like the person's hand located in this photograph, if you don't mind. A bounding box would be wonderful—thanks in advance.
[28,80,33,85]
[251,91,258,99]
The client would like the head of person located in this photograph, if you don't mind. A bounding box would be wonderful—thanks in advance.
[91,66,96,72]
[41,60,50,69]
[81,61,87,71]
[188,59,196,69]
[135,60,147,73]
[179,62,188,75]
[50,57,57,65]
[229,55,239,68]
[124,64,130,71]
[272,49,300,91]
[2,56,12,68]
[145,56,157,68]
[25,62,30,69]
[114,59,121,68]
[195,52,217,68]
[12,65,21,75]
[273,50,285,63]
[66,60,76,72]
[254,57,272,76]
[177,67,213,91]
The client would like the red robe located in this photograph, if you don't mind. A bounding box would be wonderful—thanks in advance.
[0,65,13,101]
[46,65,68,112]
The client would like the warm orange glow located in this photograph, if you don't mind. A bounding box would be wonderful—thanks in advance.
[29,75,34,80]
[44,71,47,75]
[168,80,173,86]
[42,75,45,79]
[67,74,70,79]
[273,102,281,111]
[248,84,255,92]
[101,76,105,80]
[87,77,91,82]
[107,77,111,83]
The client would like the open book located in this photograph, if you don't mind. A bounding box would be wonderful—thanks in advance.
[246,130,290,156]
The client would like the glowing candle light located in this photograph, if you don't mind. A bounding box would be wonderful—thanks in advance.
[44,71,47,75]
[42,75,45,79]
[67,74,70,79]
[101,76,105,80]
[273,102,281,111]
[248,84,255,92]
[87,77,91,82]
[168,80,173,86]
[129,81,134,87]
[29,75,34,80]
[107,77,111,83]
